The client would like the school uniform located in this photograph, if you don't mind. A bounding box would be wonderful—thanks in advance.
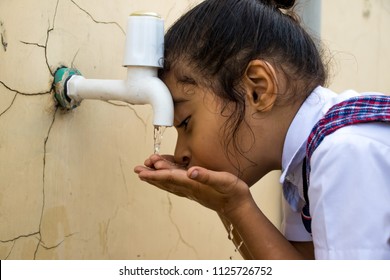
[280,86,390,259]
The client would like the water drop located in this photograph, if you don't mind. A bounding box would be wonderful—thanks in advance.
[236,241,243,250]
[227,223,234,240]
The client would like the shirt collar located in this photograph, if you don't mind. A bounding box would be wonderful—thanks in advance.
[279,86,338,183]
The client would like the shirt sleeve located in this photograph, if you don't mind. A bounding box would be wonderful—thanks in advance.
[309,124,390,259]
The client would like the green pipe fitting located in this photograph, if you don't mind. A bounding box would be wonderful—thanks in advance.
[53,67,82,109]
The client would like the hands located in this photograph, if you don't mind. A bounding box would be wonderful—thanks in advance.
[134,154,254,218]
[134,155,305,259]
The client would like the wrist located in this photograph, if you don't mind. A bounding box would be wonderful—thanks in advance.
[222,196,259,226]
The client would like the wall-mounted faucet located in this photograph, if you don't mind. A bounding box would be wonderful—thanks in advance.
[53,12,174,127]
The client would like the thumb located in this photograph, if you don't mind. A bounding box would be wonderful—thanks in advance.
[187,166,205,181]
[187,166,239,191]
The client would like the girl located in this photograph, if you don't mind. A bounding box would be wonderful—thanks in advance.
[134,0,390,259]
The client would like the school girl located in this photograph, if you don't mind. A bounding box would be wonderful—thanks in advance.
[134,0,390,259]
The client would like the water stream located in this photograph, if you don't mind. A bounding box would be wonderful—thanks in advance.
[153,125,166,154]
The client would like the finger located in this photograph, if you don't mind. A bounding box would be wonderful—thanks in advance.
[137,168,195,197]
[138,168,189,184]
[140,178,188,198]
[144,154,163,167]
[144,154,180,170]
[187,166,240,193]
[134,165,153,174]
[152,155,186,170]
[153,158,180,170]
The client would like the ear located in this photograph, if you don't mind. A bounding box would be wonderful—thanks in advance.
[243,60,278,112]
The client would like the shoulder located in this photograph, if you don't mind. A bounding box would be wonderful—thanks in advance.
[308,121,390,205]
[308,122,390,259]
[310,122,390,179]
[313,122,390,159]
[308,121,390,208]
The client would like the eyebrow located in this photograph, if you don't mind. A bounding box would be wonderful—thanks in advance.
[173,96,190,104]
[173,67,198,85]
[173,73,197,104]
[177,75,197,85]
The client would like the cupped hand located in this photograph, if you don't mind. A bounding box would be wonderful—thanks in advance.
[134,154,253,218]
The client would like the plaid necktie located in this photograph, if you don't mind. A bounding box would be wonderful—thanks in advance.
[302,95,390,233]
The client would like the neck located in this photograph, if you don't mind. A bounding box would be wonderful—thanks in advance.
[248,100,302,184]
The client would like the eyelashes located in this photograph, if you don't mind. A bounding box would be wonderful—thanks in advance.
[177,116,191,130]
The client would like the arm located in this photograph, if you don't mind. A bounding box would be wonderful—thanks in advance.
[290,241,314,259]
[219,214,314,260]
[218,214,254,259]
[135,154,309,259]
[222,193,305,259]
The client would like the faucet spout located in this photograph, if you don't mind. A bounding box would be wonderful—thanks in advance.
[124,67,173,127]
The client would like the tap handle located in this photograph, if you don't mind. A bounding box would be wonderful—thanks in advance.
[123,12,164,68]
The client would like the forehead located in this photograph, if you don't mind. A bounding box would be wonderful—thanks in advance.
[162,62,224,108]
[162,63,199,100]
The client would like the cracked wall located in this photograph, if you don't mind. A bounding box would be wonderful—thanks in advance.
[0,0,247,260]
[1,0,388,260]
[2,0,271,260]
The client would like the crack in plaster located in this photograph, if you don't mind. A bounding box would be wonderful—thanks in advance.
[4,241,15,259]
[20,41,46,48]
[0,232,41,243]
[33,107,58,259]
[70,0,125,35]
[70,48,81,68]
[119,158,130,201]
[0,0,58,118]
[105,101,148,128]
[0,21,7,51]
[99,219,111,257]
[17,0,60,76]
[0,91,17,117]
[0,22,54,114]
[0,232,40,259]
[0,81,51,117]
[0,81,52,96]
[39,232,77,251]
[0,2,62,260]
[0,0,148,259]
[166,193,199,258]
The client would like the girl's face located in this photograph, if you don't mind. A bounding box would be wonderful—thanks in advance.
[163,65,267,186]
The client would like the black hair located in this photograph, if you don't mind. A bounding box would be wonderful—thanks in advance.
[161,0,327,170]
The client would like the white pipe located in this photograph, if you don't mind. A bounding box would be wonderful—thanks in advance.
[67,66,173,126]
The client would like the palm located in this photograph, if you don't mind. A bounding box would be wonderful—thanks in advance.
[134,154,252,216]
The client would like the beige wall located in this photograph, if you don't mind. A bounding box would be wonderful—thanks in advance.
[0,0,245,260]
[322,0,390,93]
[0,0,388,260]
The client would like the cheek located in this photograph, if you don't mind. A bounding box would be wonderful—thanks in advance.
[189,128,233,171]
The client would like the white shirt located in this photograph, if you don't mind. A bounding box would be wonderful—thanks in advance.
[280,86,390,259]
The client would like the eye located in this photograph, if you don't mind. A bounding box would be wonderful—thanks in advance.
[177,116,191,130]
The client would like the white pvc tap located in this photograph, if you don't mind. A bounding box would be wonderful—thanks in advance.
[55,12,173,127]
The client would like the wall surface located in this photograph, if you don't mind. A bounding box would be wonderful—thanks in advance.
[321,0,390,93]
[0,0,389,260]
[0,0,281,260]
[0,0,248,260]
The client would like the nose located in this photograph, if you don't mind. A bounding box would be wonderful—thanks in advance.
[174,136,191,167]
